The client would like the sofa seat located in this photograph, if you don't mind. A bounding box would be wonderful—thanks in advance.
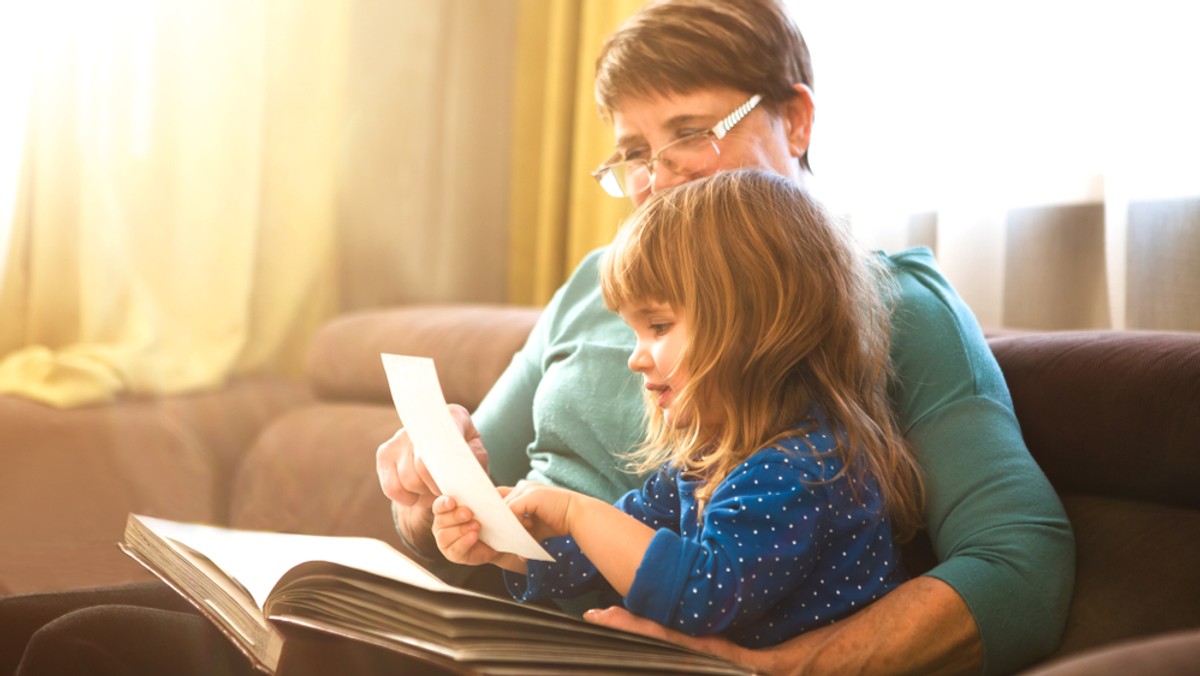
[1053,495,1200,655]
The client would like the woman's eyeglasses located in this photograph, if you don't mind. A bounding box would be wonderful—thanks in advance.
[591,94,762,199]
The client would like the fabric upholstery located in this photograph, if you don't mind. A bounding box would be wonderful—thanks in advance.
[1054,495,1200,655]
[0,378,311,595]
[305,305,541,409]
[228,403,401,544]
[989,330,1200,509]
[1020,627,1200,676]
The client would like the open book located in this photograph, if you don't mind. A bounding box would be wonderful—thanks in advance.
[120,514,751,675]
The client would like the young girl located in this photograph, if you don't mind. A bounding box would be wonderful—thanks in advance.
[432,169,924,648]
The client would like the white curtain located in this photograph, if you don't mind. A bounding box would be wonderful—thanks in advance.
[789,0,1200,331]
[0,0,517,407]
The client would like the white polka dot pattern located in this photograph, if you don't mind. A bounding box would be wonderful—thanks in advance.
[503,411,907,648]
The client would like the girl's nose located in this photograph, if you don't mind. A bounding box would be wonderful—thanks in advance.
[628,346,652,373]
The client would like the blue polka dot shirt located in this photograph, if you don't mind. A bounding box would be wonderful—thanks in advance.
[504,416,909,648]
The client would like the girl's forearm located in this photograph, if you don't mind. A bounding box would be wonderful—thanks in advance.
[494,553,527,576]
[567,495,656,595]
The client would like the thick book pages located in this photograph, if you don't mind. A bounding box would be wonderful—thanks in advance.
[120,514,751,675]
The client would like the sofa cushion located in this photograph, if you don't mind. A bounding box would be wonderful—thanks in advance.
[228,402,403,545]
[1020,627,1200,676]
[0,377,311,594]
[989,331,1200,510]
[306,305,542,410]
[1053,494,1200,658]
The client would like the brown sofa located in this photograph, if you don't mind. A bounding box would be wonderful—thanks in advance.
[0,377,311,595]
[3,304,1198,673]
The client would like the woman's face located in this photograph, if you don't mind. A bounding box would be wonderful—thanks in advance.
[608,85,810,206]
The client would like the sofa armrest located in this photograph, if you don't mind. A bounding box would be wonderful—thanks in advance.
[305,304,541,410]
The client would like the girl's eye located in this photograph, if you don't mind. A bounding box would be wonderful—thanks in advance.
[650,322,672,336]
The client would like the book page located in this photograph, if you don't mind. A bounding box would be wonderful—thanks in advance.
[134,515,453,608]
[381,354,553,562]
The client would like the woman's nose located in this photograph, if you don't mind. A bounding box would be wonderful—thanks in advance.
[650,165,691,193]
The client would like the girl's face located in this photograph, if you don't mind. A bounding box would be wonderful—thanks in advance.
[619,301,691,426]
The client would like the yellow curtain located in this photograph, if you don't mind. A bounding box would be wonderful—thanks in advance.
[0,1,344,407]
[507,0,643,306]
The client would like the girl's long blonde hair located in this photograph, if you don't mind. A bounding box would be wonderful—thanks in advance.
[600,170,924,541]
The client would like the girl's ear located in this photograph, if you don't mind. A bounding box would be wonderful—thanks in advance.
[783,83,814,158]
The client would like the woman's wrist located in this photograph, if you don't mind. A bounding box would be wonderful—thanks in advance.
[392,502,442,561]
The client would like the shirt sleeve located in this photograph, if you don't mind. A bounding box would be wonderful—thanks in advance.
[613,468,683,531]
[623,459,825,637]
[505,472,678,604]
[503,534,618,603]
[887,248,1075,675]
[501,475,672,602]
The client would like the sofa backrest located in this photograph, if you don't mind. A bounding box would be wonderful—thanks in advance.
[988,330,1200,510]
[988,330,1200,659]
[306,304,543,411]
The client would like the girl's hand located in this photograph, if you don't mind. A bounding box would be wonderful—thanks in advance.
[502,480,584,540]
[431,495,505,566]
[504,481,654,596]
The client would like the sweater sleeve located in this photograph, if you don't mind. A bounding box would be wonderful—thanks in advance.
[473,343,541,487]
[886,248,1075,675]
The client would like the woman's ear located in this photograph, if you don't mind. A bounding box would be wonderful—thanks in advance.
[783,83,815,158]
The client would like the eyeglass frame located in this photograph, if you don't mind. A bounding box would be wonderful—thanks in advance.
[590,93,764,199]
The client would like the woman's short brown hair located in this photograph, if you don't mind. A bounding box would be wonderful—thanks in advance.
[595,0,814,171]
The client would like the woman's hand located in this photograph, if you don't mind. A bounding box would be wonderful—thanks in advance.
[584,577,984,676]
[584,606,756,670]
[376,404,488,556]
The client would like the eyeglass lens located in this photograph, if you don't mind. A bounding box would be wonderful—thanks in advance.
[608,134,720,198]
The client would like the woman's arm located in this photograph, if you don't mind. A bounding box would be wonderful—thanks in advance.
[886,250,1074,674]
[586,576,982,676]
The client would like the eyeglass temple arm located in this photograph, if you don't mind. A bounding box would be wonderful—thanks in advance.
[712,94,763,140]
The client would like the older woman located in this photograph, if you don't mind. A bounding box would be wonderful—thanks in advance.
[379,2,1073,675]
